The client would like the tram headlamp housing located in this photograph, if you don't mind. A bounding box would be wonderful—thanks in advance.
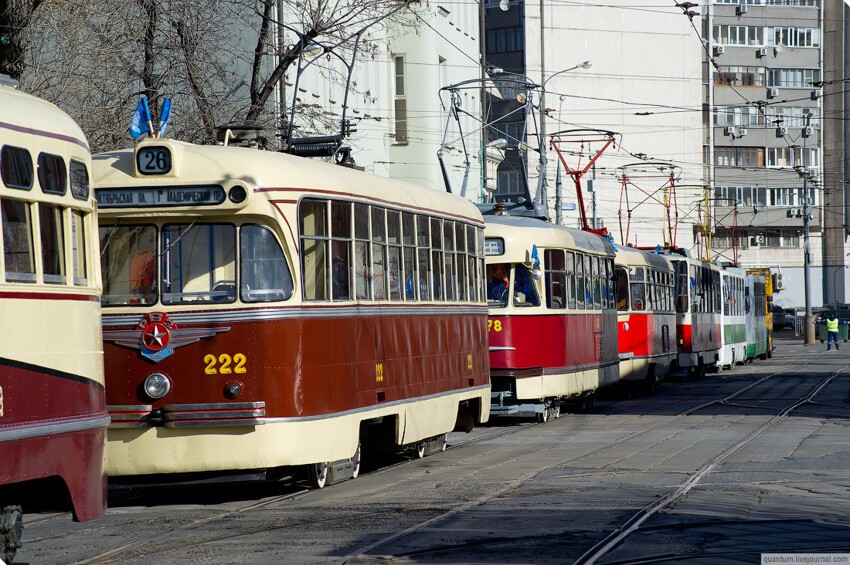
[144,373,171,399]
[228,185,247,203]
[224,380,243,399]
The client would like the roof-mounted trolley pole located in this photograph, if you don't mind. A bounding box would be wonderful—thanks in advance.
[614,162,681,248]
[549,129,619,237]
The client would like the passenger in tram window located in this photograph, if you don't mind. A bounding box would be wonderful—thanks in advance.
[513,264,540,307]
[487,263,509,303]
[614,268,629,310]
[331,240,350,300]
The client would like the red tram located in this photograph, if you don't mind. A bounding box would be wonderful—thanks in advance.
[94,138,490,487]
[485,215,618,421]
[0,81,107,561]
[613,245,676,390]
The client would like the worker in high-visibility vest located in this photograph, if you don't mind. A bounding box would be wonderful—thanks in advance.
[826,312,840,351]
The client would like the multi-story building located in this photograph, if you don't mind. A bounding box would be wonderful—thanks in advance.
[484,1,704,252]
[705,0,823,308]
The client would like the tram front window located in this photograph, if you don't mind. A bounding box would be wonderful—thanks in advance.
[162,223,236,304]
[486,262,509,307]
[241,224,293,302]
[99,224,157,305]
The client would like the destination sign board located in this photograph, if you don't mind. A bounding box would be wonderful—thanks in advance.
[95,186,226,208]
[484,238,505,256]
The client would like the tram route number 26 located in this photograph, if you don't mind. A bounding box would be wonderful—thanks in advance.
[488,319,503,332]
[204,353,247,375]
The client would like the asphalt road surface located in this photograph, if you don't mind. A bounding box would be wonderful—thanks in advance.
[17,331,850,564]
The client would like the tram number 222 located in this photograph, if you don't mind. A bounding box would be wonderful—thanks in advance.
[204,353,247,375]
[488,319,503,333]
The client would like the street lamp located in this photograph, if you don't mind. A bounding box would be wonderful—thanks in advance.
[534,60,592,216]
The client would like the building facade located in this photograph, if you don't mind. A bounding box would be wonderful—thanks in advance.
[705,0,823,308]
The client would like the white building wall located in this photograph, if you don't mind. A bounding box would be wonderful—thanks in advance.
[286,3,481,198]
[523,1,704,252]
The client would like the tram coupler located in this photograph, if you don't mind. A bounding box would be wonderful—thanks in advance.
[2,505,23,564]
[490,391,555,421]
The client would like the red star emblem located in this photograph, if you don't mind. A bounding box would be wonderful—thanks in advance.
[137,312,176,352]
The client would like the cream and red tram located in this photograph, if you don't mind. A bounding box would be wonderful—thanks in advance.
[0,82,106,561]
[613,245,676,389]
[664,250,722,377]
[94,138,490,487]
[485,215,618,421]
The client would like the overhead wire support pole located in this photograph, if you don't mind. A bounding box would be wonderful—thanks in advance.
[801,112,815,345]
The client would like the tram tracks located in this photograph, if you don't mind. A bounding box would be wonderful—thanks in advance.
[336,365,804,563]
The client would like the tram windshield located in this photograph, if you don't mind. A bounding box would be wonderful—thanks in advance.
[486,263,540,308]
[99,222,293,306]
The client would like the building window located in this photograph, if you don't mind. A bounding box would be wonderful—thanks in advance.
[766,147,819,168]
[486,27,524,54]
[714,186,767,207]
[713,25,762,46]
[767,68,821,89]
[715,147,765,167]
[714,105,763,127]
[764,106,819,128]
[767,27,820,47]
[496,168,525,200]
[715,66,765,87]
[766,0,817,5]
[393,55,408,144]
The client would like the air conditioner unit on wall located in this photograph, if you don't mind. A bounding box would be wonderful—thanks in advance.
[767,87,778,98]
[724,126,735,136]
[803,126,813,137]
[714,45,725,56]
[738,128,748,137]
[750,237,759,247]
[776,126,787,137]
[736,4,748,15]
[756,47,767,57]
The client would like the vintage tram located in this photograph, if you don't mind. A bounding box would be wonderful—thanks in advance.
[485,215,618,421]
[94,138,490,488]
[0,80,107,561]
[613,245,676,390]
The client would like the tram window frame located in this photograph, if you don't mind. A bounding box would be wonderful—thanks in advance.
[162,222,237,305]
[371,206,388,301]
[455,222,467,301]
[443,220,456,301]
[575,253,585,310]
[466,224,476,301]
[630,266,646,311]
[240,224,294,303]
[299,199,329,301]
[39,203,66,284]
[71,210,88,286]
[402,212,416,300]
[387,209,402,301]
[69,159,90,201]
[354,203,371,300]
[430,217,443,301]
[37,153,68,195]
[330,201,352,301]
[614,265,629,310]
[592,256,601,309]
[583,255,593,308]
[544,248,566,310]
[565,251,576,309]
[1,198,36,282]
[416,214,431,301]
[98,224,157,306]
[1,146,34,191]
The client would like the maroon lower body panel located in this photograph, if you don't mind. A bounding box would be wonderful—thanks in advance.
[0,358,107,521]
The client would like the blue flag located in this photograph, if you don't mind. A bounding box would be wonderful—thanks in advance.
[159,97,172,137]
[129,96,152,139]
[531,244,540,268]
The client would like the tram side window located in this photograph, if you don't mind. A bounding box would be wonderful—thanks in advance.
[331,201,352,301]
[300,200,328,301]
[387,210,402,301]
[614,266,629,310]
[37,153,67,195]
[630,267,646,311]
[39,204,66,284]
[544,249,566,309]
[513,264,540,307]
[456,222,467,301]
[1,199,35,282]
[443,220,456,301]
[0,146,33,190]
[416,214,430,300]
[566,251,576,309]
[354,203,371,300]
[584,255,593,308]
[371,207,387,300]
[402,212,417,300]
[575,253,585,309]
[606,259,614,309]
[486,262,509,307]
[241,224,293,302]
[71,210,87,286]
[466,225,477,301]
[592,256,601,309]
[98,224,157,305]
[162,223,236,304]
[431,217,443,300]
[69,160,89,200]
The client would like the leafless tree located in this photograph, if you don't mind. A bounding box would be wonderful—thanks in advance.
[10,0,412,151]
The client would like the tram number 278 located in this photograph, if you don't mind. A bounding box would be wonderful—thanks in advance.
[204,353,247,375]
[487,319,503,333]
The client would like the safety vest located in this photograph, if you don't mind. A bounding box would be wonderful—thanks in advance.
[827,317,839,332]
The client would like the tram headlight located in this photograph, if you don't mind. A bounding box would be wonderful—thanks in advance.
[224,380,243,399]
[144,373,171,399]
[228,185,247,203]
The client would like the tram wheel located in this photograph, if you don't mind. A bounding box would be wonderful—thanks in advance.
[308,462,330,489]
[350,443,362,480]
[536,407,549,423]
